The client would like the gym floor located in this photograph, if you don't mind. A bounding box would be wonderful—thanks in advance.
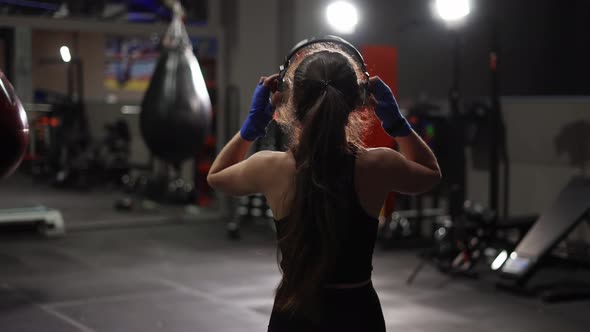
[1,177,589,332]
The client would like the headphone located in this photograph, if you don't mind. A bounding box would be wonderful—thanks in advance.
[277,35,370,102]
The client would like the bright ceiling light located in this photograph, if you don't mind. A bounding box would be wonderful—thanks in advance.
[435,0,471,22]
[60,46,71,63]
[326,1,358,34]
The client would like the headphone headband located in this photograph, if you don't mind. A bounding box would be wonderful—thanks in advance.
[278,35,369,90]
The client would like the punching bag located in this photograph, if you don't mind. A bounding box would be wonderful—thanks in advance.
[0,70,29,179]
[140,14,212,164]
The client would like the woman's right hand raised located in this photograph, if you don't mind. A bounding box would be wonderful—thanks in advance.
[240,74,280,141]
[369,76,411,137]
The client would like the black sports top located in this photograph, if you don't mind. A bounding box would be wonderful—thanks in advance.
[273,153,379,284]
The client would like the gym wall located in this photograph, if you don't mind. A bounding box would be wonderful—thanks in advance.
[31,30,149,103]
[30,30,151,167]
[467,98,590,215]
[222,0,280,126]
[467,98,590,241]
[31,29,103,129]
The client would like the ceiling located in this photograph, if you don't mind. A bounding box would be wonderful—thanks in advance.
[0,0,208,24]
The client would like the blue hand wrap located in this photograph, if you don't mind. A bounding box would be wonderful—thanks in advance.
[240,82,274,141]
[371,78,411,137]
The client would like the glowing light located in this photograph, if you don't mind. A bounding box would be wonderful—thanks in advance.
[435,0,471,22]
[326,2,358,34]
[491,250,508,270]
[60,46,71,63]
[510,252,518,259]
[120,105,141,114]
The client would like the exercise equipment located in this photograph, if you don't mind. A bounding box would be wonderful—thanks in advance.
[35,100,92,188]
[55,118,131,188]
[227,193,274,240]
[407,201,533,284]
[118,8,212,209]
[0,71,66,237]
[405,36,514,277]
[0,206,65,237]
[0,69,29,179]
[117,166,196,208]
[496,177,590,301]
[140,13,212,164]
[115,7,212,210]
[406,97,532,279]
[20,103,53,177]
[378,208,445,249]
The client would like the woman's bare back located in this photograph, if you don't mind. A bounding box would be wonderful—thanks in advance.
[264,149,388,221]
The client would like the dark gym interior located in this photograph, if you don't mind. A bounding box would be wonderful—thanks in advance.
[1,1,589,331]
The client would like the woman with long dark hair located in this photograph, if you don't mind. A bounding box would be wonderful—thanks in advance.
[208,39,441,331]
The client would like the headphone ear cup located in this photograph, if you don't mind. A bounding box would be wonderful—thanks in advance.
[359,83,369,106]
[279,76,290,92]
[277,68,287,91]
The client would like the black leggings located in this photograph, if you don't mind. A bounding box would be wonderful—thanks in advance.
[267,281,386,332]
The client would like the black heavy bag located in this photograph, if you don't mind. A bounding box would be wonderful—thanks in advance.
[0,70,29,179]
[140,15,212,164]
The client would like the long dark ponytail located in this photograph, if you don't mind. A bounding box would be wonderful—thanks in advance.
[274,50,367,319]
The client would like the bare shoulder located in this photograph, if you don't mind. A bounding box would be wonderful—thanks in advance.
[356,147,402,170]
[249,151,295,211]
[248,150,295,179]
[357,146,441,195]
[250,150,293,166]
[355,147,407,194]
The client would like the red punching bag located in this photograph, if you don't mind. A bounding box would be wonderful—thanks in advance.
[0,70,29,179]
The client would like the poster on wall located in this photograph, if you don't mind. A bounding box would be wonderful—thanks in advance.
[104,35,217,94]
[104,36,158,92]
